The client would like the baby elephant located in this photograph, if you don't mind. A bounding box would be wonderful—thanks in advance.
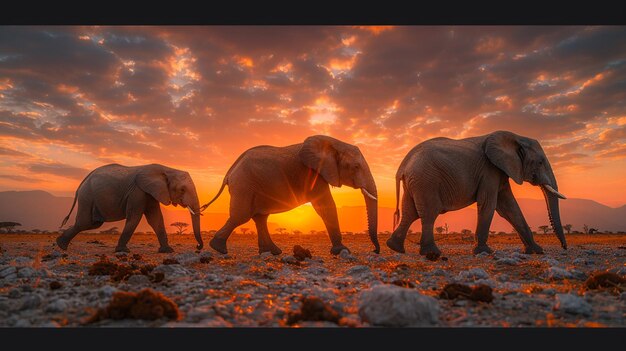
[56,163,204,253]
[387,131,567,257]
[204,135,380,256]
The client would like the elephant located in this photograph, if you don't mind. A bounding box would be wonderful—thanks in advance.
[55,163,204,253]
[203,135,380,255]
[386,130,567,257]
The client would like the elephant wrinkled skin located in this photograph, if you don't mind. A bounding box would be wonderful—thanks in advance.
[205,135,380,255]
[387,131,567,257]
[56,163,204,253]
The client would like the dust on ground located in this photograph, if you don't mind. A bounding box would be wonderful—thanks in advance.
[0,232,625,327]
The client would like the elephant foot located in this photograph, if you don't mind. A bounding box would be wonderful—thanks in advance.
[419,243,441,258]
[523,244,544,254]
[55,236,69,251]
[209,237,228,254]
[330,244,349,255]
[158,246,174,254]
[473,244,494,255]
[386,237,406,254]
[114,246,130,253]
[259,243,282,255]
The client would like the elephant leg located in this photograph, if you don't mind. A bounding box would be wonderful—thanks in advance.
[418,212,441,257]
[56,201,103,250]
[473,200,497,255]
[115,212,143,253]
[209,216,250,254]
[387,190,419,253]
[253,214,282,255]
[310,187,348,255]
[496,184,543,254]
[144,198,173,253]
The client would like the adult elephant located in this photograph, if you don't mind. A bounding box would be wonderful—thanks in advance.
[56,163,204,253]
[204,135,380,255]
[386,131,567,257]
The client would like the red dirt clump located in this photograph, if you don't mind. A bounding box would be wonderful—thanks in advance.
[584,271,626,294]
[49,281,63,290]
[88,258,122,276]
[199,256,213,264]
[439,283,494,303]
[162,258,179,265]
[88,257,158,282]
[286,296,342,325]
[87,288,180,323]
[293,245,312,261]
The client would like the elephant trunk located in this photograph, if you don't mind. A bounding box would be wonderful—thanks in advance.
[541,169,567,250]
[188,197,203,250]
[361,177,380,254]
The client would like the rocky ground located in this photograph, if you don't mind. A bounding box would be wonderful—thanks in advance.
[0,232,625,327]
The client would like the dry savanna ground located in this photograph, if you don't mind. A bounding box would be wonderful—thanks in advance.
[0,231,625,327]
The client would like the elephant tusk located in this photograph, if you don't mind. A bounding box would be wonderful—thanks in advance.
[544,185,567,199]
[361,188,378,201]
[187,206,198,215]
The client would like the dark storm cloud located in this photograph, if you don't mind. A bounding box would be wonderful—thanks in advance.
[0,146,30,157]
[1,25,625,178]
[24,162,88,180]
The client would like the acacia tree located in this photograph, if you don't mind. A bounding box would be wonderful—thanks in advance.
[583,224,590,234]
[0,222,21,233]
[170,222,189,235]
[443,223,449,235]
[293,230,302,236]
[538,225,550,234]
[435,226,444,235]
[276,227,286,234]
[563,224,572,234]
[240,227,249,235]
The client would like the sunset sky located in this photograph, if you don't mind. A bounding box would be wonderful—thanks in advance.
[1,26,625,230]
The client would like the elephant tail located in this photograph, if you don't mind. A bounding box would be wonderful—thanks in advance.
[393,173,402,230]
[60,168,97,228]
[200,179,228,212]
[199,149,252,211]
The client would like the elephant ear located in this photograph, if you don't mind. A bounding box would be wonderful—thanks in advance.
[136,168,172,205]
[298,135,341,187]
[484,131,524,185]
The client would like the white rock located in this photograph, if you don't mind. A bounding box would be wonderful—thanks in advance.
[46,298,69,313]
[457,268,490,281]
[554,294,592,316]
[496,258,520,266]
[205,273,224,283]
[540,257,561,266]
[153,264,191,278]
[281,255,299,265]
[545,267,572,280]
[339,249,357,261]
[14,319,31,327]
[358,285,439,327]
[19,294,42,310]
[17,267,37,278]
[127,274,151,285]
[13,257,33,264]
[347,265,371,275]
[175,252,199,264]
[0,266,17,278]
[98,285,118,298]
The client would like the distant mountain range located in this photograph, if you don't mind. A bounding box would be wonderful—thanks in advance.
[0,190,624,233]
